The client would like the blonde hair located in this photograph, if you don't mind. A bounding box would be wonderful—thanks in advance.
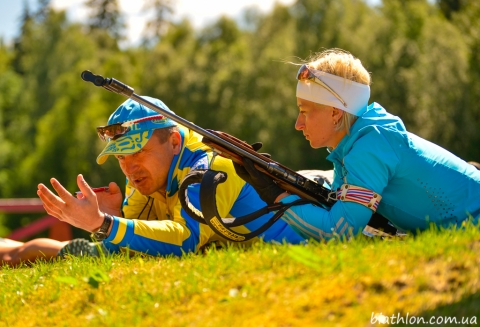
[306,49,371,134]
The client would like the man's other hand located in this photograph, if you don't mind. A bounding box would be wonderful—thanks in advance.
[96,182,123,217]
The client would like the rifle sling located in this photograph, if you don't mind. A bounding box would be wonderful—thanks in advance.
[178,170,207,224]
[179,169,313,242]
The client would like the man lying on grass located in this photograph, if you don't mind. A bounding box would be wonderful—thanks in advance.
[36,97,305,258]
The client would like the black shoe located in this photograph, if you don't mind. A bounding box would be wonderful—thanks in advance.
[57,238,108,258]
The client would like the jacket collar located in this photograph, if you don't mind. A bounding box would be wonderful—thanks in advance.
[165,126,210,197]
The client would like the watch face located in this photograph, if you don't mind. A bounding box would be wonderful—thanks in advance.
[92,232,107,241]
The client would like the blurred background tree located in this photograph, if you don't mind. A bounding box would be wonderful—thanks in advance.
[86,0,126,41]
[140,0,174,46]
[0,0,478,238]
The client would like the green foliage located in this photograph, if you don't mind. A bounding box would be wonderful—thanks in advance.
[86,0,126,40]
[0,46,22,197]
[374,0,470,148]
[140,0,174,46]
[1,0,479,234]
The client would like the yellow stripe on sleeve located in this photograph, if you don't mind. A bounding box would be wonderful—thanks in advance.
[133,220,191,246]
[111,218,128,244]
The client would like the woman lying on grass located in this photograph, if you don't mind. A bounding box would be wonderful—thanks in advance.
[234,48,480,241]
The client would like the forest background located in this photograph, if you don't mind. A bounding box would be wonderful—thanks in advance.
[0,0,479,238]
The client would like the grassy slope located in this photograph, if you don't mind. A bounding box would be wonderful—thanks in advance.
[1,225,479,327]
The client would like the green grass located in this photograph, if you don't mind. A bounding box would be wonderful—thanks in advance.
[1,224,479,327]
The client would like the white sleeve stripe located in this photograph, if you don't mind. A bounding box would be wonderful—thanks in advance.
[284,209,334,238]
[335,217,345,230]
[282,213,324,240]
[338,221,350,236]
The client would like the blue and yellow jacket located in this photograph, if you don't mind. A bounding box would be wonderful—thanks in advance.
[103,126,305,255]
[280,103,480,240]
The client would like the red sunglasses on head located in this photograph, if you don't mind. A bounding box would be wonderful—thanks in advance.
[296,64,347,107]
[96,115,166,142]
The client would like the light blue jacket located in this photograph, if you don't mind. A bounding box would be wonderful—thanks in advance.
[280,103,480,240]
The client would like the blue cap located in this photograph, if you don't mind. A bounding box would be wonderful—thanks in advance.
[97,96,177,164]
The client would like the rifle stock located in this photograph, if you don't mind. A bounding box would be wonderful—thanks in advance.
[81,70,335,208]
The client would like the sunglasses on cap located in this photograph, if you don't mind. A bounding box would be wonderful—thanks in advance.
[296,64,347,107]
[96,115,166,142]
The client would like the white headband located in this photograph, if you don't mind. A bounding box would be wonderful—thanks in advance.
[296,69,370,116]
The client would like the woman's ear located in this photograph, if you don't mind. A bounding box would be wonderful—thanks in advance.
[332,107,344,123]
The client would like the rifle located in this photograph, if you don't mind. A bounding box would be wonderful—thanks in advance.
[81,71,334,205]
[81,71,336,241]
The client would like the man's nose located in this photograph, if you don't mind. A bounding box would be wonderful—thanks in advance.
[122,156,138,174]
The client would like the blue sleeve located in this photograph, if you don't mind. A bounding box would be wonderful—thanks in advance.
[102,240,121,253]
[103,217,191,257]
[280,194,372,241]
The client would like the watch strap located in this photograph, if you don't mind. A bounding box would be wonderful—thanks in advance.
[91,213,114,241]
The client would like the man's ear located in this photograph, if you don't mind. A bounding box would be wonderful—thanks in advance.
[170,131,182,155]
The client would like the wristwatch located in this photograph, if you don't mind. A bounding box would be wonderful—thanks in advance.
[91,213,114,241]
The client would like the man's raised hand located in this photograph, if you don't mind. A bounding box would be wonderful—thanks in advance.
[37,174,105,232]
